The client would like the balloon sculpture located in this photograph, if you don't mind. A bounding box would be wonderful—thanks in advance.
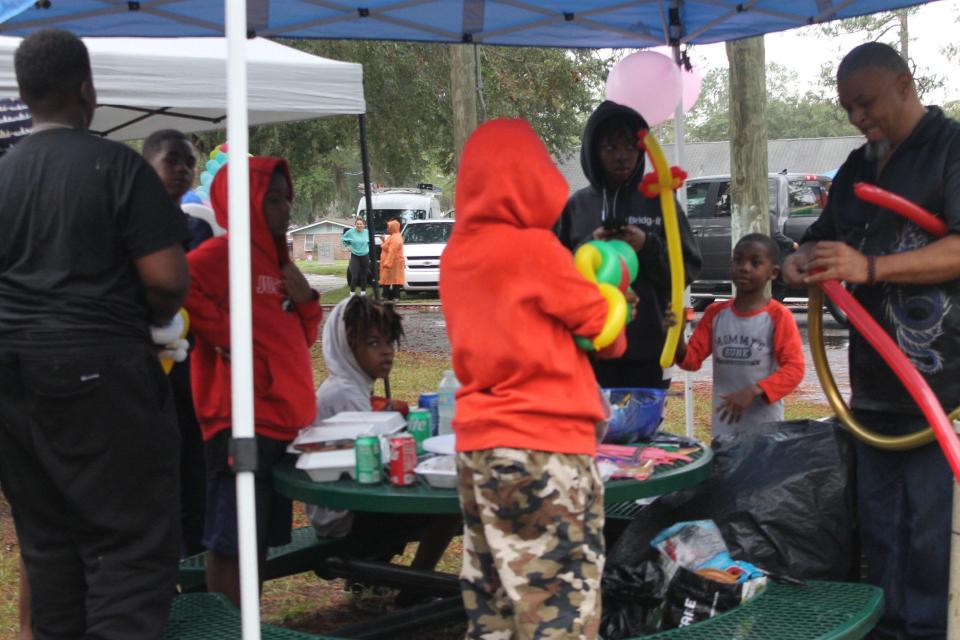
[195,142,230,203]
[573,239,638,351]
[807,182,960,481]
[637,131,688,370]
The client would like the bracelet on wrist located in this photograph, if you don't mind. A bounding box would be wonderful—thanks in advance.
[866,255,877,286]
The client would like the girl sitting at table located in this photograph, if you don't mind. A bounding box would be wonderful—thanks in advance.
[310,296,459,600]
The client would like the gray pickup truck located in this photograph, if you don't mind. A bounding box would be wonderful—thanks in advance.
[686,172,831,307]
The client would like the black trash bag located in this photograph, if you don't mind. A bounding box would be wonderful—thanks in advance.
[660,563,765,629]
[599,562,665,639]
[611,419,856,581]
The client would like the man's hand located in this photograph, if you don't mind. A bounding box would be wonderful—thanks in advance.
[718,384,763,424]
[782,242,815,287]
[282,262,316,304]
[804,241,870,285]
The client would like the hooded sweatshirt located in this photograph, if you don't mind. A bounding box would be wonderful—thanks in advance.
[313,297,375,421]
[307,296,372,537]
[186,157,322,442]
[341,226,369,256]
[379,219,404,285]
[557,101,702,371]
[440,118,624,456]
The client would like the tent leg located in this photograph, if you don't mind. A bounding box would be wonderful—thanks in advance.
[671,42,694,439]
[225,1,261,639]
[358,114,380,301]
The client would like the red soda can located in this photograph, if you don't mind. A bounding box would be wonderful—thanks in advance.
[389,434,417,486]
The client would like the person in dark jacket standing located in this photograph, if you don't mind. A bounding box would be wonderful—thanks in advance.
[557,101,702,389]
[785,42,960,639]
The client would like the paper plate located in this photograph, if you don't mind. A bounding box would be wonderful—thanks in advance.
[422,433,456,456]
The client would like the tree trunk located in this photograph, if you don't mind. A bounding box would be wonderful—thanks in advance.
[898,11,909,62]
[726,36,769,247]
[450,44,478,171]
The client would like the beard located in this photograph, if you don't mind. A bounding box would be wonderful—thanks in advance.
[864,138,892,162]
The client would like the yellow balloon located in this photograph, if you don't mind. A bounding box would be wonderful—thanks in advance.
[574,242,602,283]
[159,308,191,374]
[641,132,686,369]
[592,283,627,350]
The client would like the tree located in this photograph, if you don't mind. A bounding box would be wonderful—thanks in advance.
[726,36,769,247]
[682,64,857,143]
[207,41,607,225]
[817,9,944,100]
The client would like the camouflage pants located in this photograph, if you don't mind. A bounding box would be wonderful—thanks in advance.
[457,448,605,640]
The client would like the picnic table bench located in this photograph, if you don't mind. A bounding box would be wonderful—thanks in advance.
[163,580,883,640]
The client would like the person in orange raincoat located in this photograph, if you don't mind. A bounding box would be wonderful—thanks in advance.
[379,218,405,301]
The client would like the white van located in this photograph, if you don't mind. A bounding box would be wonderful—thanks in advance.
[355,185,443,241]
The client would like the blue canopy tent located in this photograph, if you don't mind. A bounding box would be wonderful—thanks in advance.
[0,2,938,639]
[0,0,934,46]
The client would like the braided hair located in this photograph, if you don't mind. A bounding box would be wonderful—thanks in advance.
[343,295,404,351]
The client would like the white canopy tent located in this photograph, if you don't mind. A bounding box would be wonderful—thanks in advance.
[0,35,365,140]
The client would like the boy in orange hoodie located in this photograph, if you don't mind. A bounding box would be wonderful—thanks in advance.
[185,157,321,607]
[440,119,627,639]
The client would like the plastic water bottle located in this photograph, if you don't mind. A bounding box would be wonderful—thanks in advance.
[437,370,460,436]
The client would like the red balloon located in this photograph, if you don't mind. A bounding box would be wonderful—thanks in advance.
[854,182,947,237]
[817,184,960,480]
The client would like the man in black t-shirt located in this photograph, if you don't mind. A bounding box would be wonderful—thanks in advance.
[785,43,960,639]
[0,30,190,639]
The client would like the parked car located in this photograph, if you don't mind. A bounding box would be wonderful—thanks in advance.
[401,218,454,291]
[356,185,444,244]
[686,172,844,322]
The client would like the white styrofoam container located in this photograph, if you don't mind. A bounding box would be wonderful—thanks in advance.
[318,411,406,435]
[292,424,370,451]
[414,455,458,489]
[296,449,355,482]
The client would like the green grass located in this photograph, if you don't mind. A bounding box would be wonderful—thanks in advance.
[295,259,349,277]
[0,497,19,639]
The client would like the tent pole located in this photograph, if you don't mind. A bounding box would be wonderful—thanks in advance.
[671,42,694,439]
[358,113,379,300]
[225,2,262,639]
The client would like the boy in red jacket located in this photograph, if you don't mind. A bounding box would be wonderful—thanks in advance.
[440,119,627,639]
[185,157,321,607]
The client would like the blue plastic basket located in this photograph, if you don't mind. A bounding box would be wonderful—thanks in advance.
[602,387,667,444]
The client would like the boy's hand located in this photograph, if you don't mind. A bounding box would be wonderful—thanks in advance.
[625,287,638,320]
[718,384,763,424]
[282,262,316,304]
[663,303,679,330]
[592,224,646,252]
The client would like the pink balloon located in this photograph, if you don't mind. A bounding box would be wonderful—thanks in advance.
[219,142,229,152]
[605,51,681,127]
[681,63,702,113]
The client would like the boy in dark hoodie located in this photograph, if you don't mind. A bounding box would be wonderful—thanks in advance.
[185,157,322,607]
[442,118,629,639]
[557,101,702,389]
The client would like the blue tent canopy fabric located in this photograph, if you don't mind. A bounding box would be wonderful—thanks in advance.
[0,0,931,48]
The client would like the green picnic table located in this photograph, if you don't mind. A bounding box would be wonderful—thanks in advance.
[272,441,714,514]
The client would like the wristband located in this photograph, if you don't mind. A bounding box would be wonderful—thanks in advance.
[866,255,877,286]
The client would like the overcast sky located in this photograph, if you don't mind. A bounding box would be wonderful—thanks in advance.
[686,0,960,104]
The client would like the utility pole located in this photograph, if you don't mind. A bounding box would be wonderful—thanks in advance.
[450,44,479,171]
[726,36,769,253]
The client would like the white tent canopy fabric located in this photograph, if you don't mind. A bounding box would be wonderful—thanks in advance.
[0,35,365,139]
